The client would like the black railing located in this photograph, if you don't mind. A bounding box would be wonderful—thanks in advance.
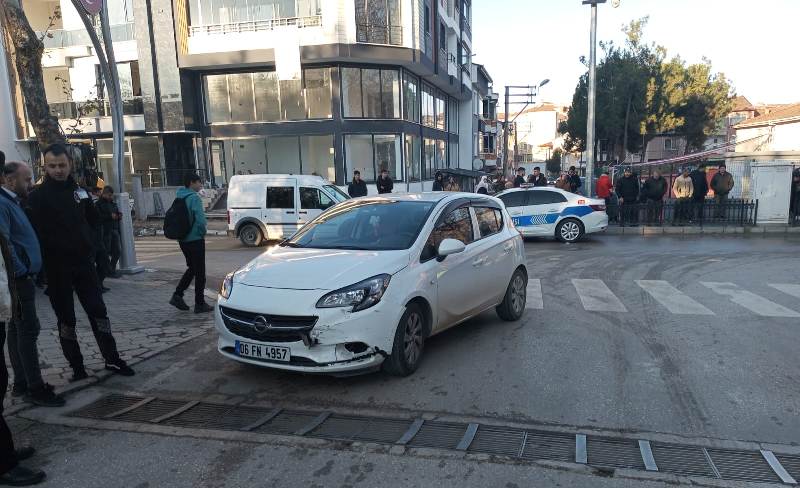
[355,23,402,45]
[606,199,758,227]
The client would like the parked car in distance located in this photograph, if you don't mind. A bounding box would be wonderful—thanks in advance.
[227,174,350,247]
[216,193,529,377]
[496,186,608,242]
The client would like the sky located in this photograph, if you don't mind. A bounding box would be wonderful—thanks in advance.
[472,0,800,107]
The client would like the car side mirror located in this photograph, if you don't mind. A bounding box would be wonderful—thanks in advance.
[437,238,466,261]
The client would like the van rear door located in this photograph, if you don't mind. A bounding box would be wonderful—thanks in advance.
[263,178,299,239]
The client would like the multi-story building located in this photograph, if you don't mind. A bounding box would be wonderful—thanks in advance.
[6,0,485,192]
[471,63,499,171]
[0,36,31,162]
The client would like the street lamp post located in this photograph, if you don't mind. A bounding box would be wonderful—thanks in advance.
[582,0,606,198]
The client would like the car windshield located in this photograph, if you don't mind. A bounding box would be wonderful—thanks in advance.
[283,200,436,250]
[324,185,350,203]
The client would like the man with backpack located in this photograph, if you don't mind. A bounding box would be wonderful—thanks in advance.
[168,173,213,313]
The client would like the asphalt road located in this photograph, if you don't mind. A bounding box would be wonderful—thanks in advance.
[131,233,800,445]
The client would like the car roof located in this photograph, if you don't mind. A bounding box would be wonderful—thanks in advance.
[353,192,500,204]
[497,187,572,196]
[229,174,330,184]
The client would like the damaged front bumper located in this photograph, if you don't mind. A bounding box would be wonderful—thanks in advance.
[214,284,402,376]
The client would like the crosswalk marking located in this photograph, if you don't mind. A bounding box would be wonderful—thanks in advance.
[769,283,800,299]
[526,279,543,309]
[571,279,628,313]
[700,282,800,318]
[636,280,714,315]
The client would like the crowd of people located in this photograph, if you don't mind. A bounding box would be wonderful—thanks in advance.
[0,145,140,486]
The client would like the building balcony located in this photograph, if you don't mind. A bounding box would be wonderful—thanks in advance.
[438,48,457,75]
[356,22,402,46]
[49,97,144,119]
[460,15,471,39]
[188,15,322,36]
[38,22,135,49]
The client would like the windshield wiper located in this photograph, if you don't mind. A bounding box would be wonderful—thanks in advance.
[280,242,304,248]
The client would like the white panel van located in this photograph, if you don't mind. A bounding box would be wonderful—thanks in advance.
[227,174,350,246]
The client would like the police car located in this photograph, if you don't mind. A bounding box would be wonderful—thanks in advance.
[496,186,608,242]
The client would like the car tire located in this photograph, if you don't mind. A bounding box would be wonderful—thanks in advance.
[496,268,527,321]
[239,223,263,247]
[556,218,584,243]
[384,303,426,377]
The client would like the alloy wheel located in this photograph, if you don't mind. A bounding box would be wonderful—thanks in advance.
[561,221,581,242]
[510,274,526,315]
[403,311,424,366]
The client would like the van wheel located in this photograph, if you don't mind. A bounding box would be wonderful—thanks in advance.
[556,218,583,243]
[239,224,263,247]
[383,303,426,377]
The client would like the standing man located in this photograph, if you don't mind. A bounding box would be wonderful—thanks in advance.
[376,168,393,194]
[641,170,668,224]
[567,166,582,194]
[710,164,734,219]
[529,167,548,187]
[0,162,64,407]
[97,186,122,278]
[689,166,708,222]
[513,167,526,187]
[596,170,614,222]
[791,169,800,220]
[347,170,368,197]
[614,167,640,227]
[169,173,213,313]
[27,144,134,381]
[555,172,571,191]
[672,167,694,224]
[0,231,46,486]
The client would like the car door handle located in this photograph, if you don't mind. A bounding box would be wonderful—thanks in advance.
[547,208,558,212]
[472,258,485,267]
[286,211,295,214]
[298,211,308,214]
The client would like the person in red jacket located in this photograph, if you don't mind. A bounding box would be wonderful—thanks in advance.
[596,170,614,221]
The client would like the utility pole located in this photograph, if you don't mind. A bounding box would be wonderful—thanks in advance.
[502,80,550,175]
[583,0,605,198]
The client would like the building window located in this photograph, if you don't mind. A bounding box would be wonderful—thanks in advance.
[355,0,402,45]
[448,98,458,133]
[664,138,673,150]
[203,68,332,123]
[267,136,301,174]
[449,140,459,168]
[402,71,420,123]
[341,67,400,119]
[344,134,402,182]
[423,137,435,179]
[188,0,322,28]
[404,133,421,182]
[300,135,335,181]
[435,139,446,169]
[435,92,446,131]
[421,83,435,127]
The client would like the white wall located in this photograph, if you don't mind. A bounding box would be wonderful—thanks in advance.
[773,123,800,152]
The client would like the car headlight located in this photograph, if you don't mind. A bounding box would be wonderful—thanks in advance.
[220,272,234,299]
[316,274,391,312]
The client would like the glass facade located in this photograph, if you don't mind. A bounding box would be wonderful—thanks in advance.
[341,67,400,119]
[203,68,331,123]
[224,135,334,178]
[402,71,419,123]
[404,134,421,182]
[344,134,402,182]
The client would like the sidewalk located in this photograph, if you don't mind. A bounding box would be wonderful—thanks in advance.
[605,224,800,236]
[3,270,214,412]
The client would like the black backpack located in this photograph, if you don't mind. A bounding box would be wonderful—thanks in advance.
[164,195,194,240]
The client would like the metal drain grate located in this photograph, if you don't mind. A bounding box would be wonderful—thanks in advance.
[587,437,646,470]
[651,443,717,478]
[407,421,467,449]
[468,426,525,458]
[68,394,799,485]
[706,448,782,483]
[520,430,575,463]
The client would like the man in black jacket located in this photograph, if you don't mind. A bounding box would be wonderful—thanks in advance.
[529,167,548,187]
[641,170,667,224]
[347,171,368,197]
[97,186,122,278]
[513,168,526,188]
[27,144,133,382]
[615,167,640,226]
[376,168,393,194]
[689,166,709,222]
[568,166,582,194]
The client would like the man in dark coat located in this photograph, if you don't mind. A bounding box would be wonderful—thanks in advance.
[528,167,548,187]
[347,171,368,197]
[513,168,526,188]
[791,170,800,221]
[376,168,393,194]
[689,166,709,222]
[641,170,668,224]
[568,166,582,194]
[27,144,134,382]
[614,167,640,226]
[710,164,735,219]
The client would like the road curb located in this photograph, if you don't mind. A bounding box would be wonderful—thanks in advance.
[602,225,799,237]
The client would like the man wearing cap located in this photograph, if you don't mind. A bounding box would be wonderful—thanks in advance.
[710,164,734,219]
[614,167,640,226]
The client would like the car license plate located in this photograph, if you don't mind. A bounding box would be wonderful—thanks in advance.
[235,341,290,362]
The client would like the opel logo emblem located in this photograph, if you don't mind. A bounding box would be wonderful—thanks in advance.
[253,316,271,333]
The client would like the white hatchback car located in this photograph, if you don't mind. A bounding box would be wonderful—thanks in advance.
[216,193,528,377]
[496,187,608,242]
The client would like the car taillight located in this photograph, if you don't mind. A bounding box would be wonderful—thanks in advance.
[590,204,605,211]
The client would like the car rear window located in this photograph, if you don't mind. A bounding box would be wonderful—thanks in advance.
[474,207,503,238]
[498,191,528,208]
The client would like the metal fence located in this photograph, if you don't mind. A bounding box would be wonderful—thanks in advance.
[355,23,403,46]
[606,199,758,227]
